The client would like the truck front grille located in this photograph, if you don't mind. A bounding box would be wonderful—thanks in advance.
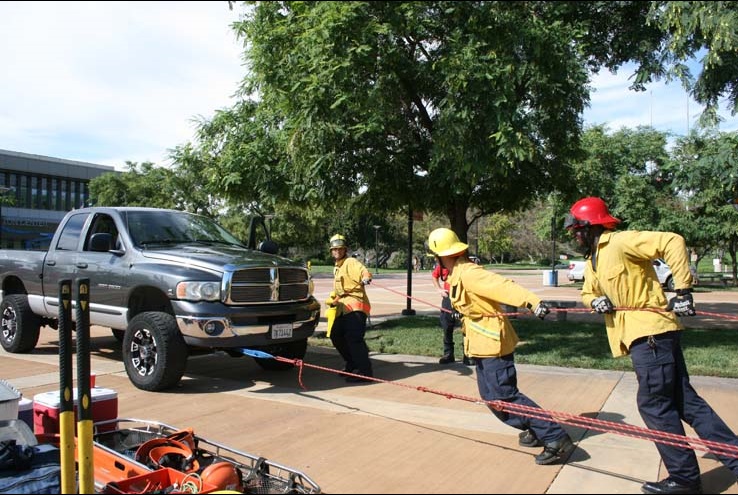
[225,268,311,304]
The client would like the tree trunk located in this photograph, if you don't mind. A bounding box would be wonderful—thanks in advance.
[447,201,470,243]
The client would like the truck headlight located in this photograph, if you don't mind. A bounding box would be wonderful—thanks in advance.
[176,281,221,301]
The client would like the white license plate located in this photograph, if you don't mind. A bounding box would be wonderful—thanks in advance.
[271,323,293,339]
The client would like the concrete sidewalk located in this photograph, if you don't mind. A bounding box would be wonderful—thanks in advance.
[3,329,738,494]
[2,269,737,493]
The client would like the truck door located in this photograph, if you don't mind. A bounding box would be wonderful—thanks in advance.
[42,212,89,316]
[81,213,127,309]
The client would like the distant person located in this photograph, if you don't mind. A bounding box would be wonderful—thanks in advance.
[427,227,574,466]
[431,261,472,365]
[565,196,738,495]
[325,234,373,383]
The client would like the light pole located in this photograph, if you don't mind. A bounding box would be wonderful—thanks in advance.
[0,186,13,248]
[373,225,380,274]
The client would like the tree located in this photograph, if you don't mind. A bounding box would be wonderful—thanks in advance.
[646,2,738,126]
[478,214,513,264]
[667,131,738,283]
[569,125,673,231]
[89,162,178,209]
[552,2,738,126]
[198,1,592,240]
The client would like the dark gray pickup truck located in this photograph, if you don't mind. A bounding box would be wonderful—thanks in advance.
[0,207,320,391]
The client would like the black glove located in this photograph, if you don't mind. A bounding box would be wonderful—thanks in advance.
[532,302,550,320]
[451,310,463,322]
[591,296,615,314]
[667,289,696,316]
[362,277,372,286]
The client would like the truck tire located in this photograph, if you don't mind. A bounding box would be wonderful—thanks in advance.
[0,295,41,353]
[123,312,188,391]
[253,339,308,371]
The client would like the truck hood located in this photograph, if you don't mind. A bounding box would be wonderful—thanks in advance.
[139,244,301,273]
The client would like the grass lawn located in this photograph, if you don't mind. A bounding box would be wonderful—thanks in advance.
[309,315,738,378]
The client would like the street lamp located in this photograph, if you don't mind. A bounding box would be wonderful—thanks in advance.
[373,225,380,274]
[0,186,13,248]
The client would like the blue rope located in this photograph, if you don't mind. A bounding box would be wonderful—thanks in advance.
[238,348,275,359]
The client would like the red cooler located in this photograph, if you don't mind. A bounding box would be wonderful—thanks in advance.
[33,387,118,435]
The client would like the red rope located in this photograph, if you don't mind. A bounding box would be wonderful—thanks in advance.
[273,356,738,459]
[372,280,738,321]
[308,281,738,457]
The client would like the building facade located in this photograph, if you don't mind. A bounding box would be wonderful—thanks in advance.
[0,149,117,250]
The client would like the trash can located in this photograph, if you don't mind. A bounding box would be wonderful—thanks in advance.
[542,270,558,287]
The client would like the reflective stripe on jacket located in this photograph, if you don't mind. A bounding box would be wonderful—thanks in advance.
[581,230,692,358]
[333,257,371,315]
[447,260,541,358]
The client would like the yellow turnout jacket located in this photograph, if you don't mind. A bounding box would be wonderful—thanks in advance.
[447,259,542,358]
[332,257,372,315]
[581,230,693,357]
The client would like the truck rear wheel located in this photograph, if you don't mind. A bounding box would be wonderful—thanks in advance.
[123,312,188,391]
[0,295,41,353]
[253,339,308,371]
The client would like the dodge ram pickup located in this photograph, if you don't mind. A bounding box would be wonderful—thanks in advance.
[0,207,320,391]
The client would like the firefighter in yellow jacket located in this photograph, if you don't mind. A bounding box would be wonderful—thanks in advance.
[427,228,574,465]
[325,234,373,383]
[566,196,738,494]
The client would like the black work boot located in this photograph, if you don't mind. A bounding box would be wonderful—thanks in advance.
[640,478,702,494]
[438,354,454,364]
[462,355,474,365]
[518,429,542,448]
[534,435,574,465]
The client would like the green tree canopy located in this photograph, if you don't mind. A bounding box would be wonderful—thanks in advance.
[199,1,594,240]
[89,162,178,209]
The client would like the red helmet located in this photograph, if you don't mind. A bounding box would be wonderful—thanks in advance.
[566,197,620,230]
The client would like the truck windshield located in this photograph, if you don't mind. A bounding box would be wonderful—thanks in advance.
[125,210,245,249]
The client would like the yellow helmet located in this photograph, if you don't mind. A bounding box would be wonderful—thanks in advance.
[329,234,347,251]
[427,228,468,257]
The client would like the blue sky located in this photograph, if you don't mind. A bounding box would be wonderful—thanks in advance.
[1,2,736,171]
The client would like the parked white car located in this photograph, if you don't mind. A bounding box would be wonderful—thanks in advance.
[566,258,677,291]
[566,261,586,282]
[652,258,675,291]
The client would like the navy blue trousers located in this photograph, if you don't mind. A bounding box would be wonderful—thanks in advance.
[630,331,738,484]
[476,353,568,444]
[440,296,455,357]
[330,311,373,377]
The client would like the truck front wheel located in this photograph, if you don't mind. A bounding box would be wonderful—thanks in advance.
[0,295,41,353]
[253,339,308,371]
[123,312,188,391]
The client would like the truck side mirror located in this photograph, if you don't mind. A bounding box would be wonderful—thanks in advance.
[89,233,113,252]
[258,239,278,255]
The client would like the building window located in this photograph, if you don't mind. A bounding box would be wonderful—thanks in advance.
[51,178,59,210]
[20,175,29,208]
[61,179,69,210]
[81,181,90,207]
